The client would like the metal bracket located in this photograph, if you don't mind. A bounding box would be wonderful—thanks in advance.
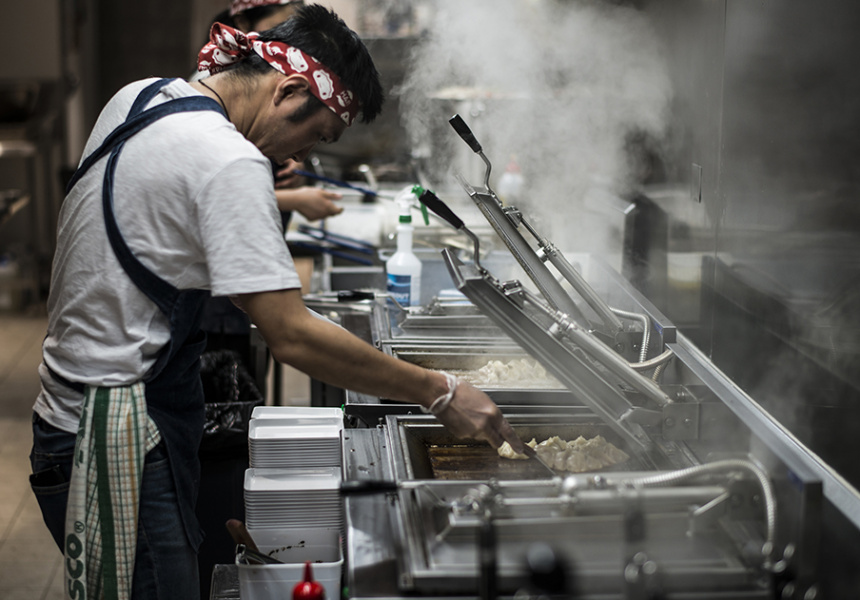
[502,205,524,226]
[660,401,700,441]
[688,490,731,536]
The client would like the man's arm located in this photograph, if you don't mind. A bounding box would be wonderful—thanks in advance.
[239,288,523,450]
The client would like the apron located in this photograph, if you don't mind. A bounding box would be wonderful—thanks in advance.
[57,78,227,550]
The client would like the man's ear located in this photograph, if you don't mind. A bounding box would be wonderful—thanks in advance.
[273,74,311,106]
[233,14,251,33]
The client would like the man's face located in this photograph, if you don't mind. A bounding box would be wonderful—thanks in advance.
[253,87,347,165]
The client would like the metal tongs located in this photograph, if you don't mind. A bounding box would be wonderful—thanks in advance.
[227,518,284,565]
[236,544,283,565]
[291,224,376,266]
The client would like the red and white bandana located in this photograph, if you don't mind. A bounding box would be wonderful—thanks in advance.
[197,23,359,126]
[229,0,302,18]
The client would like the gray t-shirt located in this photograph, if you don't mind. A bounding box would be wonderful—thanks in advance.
[35,78,301,432]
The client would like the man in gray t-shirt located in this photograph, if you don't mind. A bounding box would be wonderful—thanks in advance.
[31,6,524,599]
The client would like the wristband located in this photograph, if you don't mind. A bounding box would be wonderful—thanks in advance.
[421,371,459,415]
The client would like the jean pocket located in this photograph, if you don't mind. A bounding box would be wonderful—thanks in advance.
[30,415,76,463]
[30,465,68,489]
[29,466,71,552]
[144,441,170,472]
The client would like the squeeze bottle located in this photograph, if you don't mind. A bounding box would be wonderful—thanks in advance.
[292,561,325,600]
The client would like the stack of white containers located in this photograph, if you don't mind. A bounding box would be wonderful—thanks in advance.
[248,407,343,469]
[239,407,346,600]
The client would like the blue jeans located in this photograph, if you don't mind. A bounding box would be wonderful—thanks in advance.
[29,412,200,599]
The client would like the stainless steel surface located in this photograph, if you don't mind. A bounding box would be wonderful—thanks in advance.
[381,341,540,372]
[533,230,626,334]
[395,312,504,338]
[340,256,843,597]
[342,415,783,598]
[669,334,860,530]
[341,428,402,597]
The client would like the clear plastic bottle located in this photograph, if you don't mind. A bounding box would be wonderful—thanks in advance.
[386,194,422,307]
[497,156,524,205]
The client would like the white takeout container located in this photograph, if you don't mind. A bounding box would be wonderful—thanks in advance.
[236,528,343,600]
[251,406,344,423]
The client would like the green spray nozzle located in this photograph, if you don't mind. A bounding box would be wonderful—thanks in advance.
[412,185,430,226]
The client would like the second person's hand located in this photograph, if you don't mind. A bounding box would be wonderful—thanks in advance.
[276,187,344,221]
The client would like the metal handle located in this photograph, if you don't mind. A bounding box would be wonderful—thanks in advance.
[418,189,465,230]
[337,290,376,302]
[449,114,483,153]
[226,519,260,552]
[340,479,400,495]
[236,544,283,565]
[420,189,486,273]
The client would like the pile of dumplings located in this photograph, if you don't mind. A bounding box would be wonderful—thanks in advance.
[498,435,630,473]
[458,358,561,388]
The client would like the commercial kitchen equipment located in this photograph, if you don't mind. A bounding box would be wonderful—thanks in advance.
[333,116,860,599]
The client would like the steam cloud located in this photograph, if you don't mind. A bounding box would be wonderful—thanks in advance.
[399,0,673,256]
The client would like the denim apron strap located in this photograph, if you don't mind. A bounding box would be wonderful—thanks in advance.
[61,78,228,551]
[66,80,225,195]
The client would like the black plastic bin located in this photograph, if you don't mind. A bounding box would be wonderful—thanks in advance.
[195,350,264,599]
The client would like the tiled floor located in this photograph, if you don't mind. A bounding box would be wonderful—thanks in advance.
[0,310,65,599]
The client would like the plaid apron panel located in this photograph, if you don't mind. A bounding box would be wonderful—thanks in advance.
[64,383,161,600]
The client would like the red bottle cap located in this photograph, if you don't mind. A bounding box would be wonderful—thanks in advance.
[292,561,325,600]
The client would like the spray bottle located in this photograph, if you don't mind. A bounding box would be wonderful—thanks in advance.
[386,187,423,307]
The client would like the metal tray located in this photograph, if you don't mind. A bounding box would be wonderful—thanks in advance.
[381,342,567,389]
[386,414,676,482]
[382,415,762,597]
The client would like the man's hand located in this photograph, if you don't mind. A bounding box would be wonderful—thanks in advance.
[432,379,524,452]
[273,159,305,189]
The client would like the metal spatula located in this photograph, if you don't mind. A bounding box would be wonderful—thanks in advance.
[522,444,559,477]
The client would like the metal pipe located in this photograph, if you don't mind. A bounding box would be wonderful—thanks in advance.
[623,459,777,563]
[628,349,674,372]
[463,226,486,274]
[611,307,651,363]
[651,361,667,383]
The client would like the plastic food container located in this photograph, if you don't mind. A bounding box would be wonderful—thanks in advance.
[236,529,343,600]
